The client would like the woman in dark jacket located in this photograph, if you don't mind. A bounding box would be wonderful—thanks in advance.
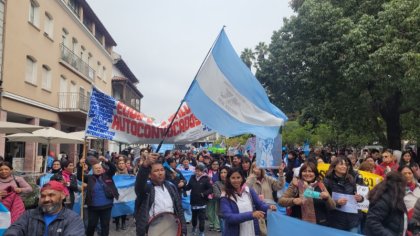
[50,160,78,209]
[285,151,303,183]
[323,156,364,232]
[365,171,407,236]
[164,157,186,196]
[77,155,119,236]
[185,163,213,236]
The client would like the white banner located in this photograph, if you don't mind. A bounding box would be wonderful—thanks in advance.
[86,88,214,144]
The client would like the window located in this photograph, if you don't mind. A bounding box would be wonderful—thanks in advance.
[72,37,78,53]
[97,61,102,79]
[61,28,68,46]
[136,99,140,111]
[80,46,85,61]
[29,0,39,26]
[102,66,106,82]
[44,12,53,38]
[41,65,51,90]
[68,0,80,17]
[25,56,37,84]
[87,53,92,65]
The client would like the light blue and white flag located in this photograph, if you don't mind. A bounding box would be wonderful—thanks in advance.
[267,211,362,236]
[72,175,136,217]
[180,169,194,222]
[111,175,136,217]
[303,140,310,156]
[0,202,11,236]
[184,29,287,139]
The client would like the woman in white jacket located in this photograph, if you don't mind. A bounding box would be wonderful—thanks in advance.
[399,165,420,211]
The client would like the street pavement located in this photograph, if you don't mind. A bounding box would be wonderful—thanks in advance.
[109,216,220,236]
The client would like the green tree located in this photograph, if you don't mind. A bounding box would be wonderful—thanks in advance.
[240,48,255,69]
[254,42,269,70]
[258,0,420,149]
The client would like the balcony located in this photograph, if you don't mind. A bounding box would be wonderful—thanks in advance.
[60,43,95,81]
[58,92,90,113]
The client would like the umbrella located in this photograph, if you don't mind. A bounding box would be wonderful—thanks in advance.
[69,131,96,140]
[0,121,43,134]
[6,127,84,173]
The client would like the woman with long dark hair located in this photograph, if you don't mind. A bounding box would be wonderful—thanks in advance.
[279,162,335,226]
[323,156,364,232]
[241,157,252,179]
[365,171,407,236]
[212,166,230,233]
[220,168,275,236]
[285,151,303,183]
[400,151,415,168]
[399,165,420,212]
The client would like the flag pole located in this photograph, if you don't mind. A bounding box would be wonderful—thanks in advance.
[80,137,87,219]
[156,26,226,153]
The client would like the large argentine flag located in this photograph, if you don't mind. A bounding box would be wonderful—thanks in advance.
[185,29,287,139]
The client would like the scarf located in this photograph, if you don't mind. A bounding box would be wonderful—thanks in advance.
[407,182,416,192]
[297,180,325,224]
[61,170,71,183]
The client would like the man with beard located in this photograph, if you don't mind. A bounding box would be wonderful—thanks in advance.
[4,180,84,236]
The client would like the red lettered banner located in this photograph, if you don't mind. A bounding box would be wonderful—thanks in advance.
[86,87,214,144]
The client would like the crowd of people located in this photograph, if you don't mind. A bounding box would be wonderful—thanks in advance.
[0,146,419,236]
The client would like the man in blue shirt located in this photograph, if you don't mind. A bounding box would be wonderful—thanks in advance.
[5,180,84,236]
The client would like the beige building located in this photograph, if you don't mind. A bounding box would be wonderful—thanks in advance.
[0,0,129,171]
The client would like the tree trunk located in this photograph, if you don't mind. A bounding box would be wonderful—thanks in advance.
[379,92,402,150]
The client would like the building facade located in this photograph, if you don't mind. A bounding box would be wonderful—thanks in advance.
[0,0,122,171]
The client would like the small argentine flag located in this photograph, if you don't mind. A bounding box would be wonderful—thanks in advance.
[0,202,11,236]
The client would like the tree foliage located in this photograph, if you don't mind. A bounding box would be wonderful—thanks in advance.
[257,0,420,149]
[240,48,255,69]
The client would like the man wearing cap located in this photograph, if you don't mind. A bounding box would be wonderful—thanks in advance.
[4,180,84,236]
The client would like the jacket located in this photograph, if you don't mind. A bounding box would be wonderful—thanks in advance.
[77,160,119,207]
[4,207,85,236]
[278,180,335,226]
[374,162,399,177]
[164,167,186,196]
[135,165,187,236]
[404,183,420,210]
[365,191,406,236]
[246,174,284,203]
[0,189,25,223]
[323,174,361,230]
[185,174,213,207]
[220,186,269,236]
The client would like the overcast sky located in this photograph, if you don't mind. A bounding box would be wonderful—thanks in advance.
[87,0,294,122]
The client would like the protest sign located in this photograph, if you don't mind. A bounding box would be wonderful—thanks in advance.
[357,185,370,211]
[317,163,383,189]
[86,87,214,144]
[332,192,358,214]
[256,134,282,169]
